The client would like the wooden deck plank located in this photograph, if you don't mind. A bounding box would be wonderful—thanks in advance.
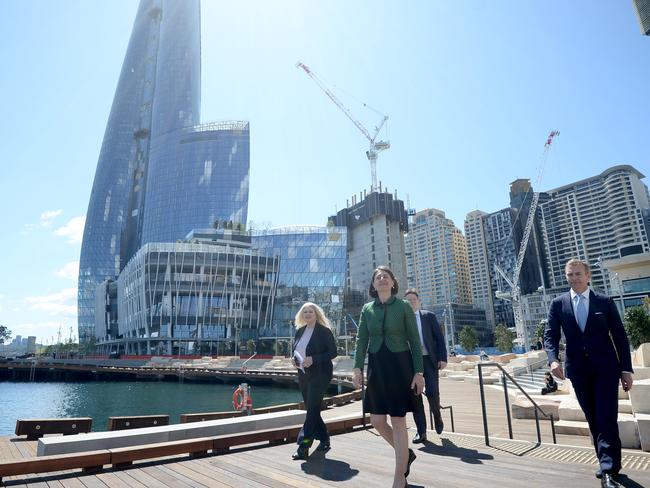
[213,453,335,488]
[76,475,109,488]
[186,457,272,488]
[104,470,149,488]
[113,467,169,488]
[136,464,199,488]
[161,461,230,488]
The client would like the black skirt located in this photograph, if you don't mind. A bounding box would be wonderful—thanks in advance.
[364,343,418,417]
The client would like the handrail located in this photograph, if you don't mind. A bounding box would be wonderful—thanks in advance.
[477,361,556,446]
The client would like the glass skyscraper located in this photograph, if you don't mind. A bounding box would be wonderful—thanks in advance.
[251,226,347,339]
[78,0,249,342]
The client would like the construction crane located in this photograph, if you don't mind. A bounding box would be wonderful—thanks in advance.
[296,61,390,192]
[494,130,560,350]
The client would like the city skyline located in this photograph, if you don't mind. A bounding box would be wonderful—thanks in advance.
[1,0,649,341]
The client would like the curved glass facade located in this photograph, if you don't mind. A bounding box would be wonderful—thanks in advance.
[79,0,248,343]
[251,226,347,339]
[141,122,249,244]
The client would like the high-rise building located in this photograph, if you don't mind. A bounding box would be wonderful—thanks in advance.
[78,0,250,343]
[251,226,347,339]
[509,179,549,295]
[464,210,495,326]
[329,189,409,317]
[633,0,650,35]
[405,208,472,309]
[96,229,278,356]
[465,207,518,329]
[539,165,650,291]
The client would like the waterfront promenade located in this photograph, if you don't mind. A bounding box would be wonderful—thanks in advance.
[3,377,650,486]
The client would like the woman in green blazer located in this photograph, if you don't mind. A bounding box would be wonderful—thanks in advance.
[352,266,424,488]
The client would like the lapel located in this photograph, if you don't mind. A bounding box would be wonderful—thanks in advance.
[562,291,582,333]
[419,310,432,349]
[583,290,597,333]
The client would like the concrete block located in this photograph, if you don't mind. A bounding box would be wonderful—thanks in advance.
[618,385,630,400]
[511,395,560,420]
[634,367,650,381]
[618,413,640,449]
[619,399,633,414]
[38,410,306,456]
[634,343,650,368]
[630,378,650,414]
[635,413,650,452]
[558,396,586,422]
[492,353,517,364]
[555,420,590,436]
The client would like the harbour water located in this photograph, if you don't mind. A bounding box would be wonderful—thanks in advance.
[0,380,303,435]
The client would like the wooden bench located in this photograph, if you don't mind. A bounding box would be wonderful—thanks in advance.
[179,411,245,423]
[0,413,369,483]
[14,418,93,440]
[108,415,169,431]
[0,449,109,484]
[109,437,213,468]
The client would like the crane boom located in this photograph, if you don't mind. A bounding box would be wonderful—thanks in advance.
[297,61,390,191]
[495,130,559,349]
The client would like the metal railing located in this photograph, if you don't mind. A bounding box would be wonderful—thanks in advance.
[431,405,455,433]
[477,361,556,446]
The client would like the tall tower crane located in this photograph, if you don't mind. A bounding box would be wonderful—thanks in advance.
[494,130,560,350]
[297,62,390,192]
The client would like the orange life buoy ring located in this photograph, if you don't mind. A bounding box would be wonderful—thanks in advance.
[232,386,253,411]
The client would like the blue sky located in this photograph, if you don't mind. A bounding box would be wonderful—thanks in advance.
[0,0,648,343]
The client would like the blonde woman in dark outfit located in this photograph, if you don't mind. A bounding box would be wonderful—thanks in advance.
[291,302,337,460]
[353,266,424,488]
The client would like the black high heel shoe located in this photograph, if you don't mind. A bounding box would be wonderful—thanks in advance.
[405,448,416,477]
[291,445,309,460]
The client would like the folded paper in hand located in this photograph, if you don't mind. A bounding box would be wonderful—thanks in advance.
[293,350,305,372]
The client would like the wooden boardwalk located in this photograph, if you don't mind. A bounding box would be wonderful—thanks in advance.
[2,377,649,487]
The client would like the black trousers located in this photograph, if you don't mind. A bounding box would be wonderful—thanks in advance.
[412,355,441,435]
[297,370,331,446]
[571,369,621,474]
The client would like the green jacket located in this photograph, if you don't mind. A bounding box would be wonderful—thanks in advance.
[353,296,424,373]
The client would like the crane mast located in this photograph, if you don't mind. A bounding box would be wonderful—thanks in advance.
[297,62,390,191]
[495,130,560,349]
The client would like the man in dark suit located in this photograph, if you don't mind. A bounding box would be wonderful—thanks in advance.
[405,289,448,443]
[544,259,634,488]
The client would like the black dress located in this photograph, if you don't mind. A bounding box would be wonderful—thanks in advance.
[365,343,418,417]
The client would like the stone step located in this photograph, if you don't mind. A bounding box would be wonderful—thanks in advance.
[555,420,591,436]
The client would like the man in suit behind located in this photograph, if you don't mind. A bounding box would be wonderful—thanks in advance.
[544,258,633,488]
[405,289,447,442]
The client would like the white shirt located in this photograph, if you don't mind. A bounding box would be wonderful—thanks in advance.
[570,287,590,324]
[415,311,429,356]
[294,325,315,367]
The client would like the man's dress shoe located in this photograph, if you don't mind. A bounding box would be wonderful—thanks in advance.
[412,432,427,444]
[601,473,621,488]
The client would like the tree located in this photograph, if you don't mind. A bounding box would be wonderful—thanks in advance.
[494,324,516,353]
[624,306,650,349]
[535,320,547,343]
[458,326,478,353]
[0,325,11,345]
[246,339,256,355]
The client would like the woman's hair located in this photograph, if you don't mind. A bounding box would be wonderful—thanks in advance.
[294,302,331,329]
[368,265,399,298]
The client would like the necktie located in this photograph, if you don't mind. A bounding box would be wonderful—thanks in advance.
[576,294,588,332]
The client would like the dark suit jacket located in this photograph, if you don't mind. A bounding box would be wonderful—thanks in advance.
[418,310,447,366]
[292,323,337,379]
[544,289,633,380]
